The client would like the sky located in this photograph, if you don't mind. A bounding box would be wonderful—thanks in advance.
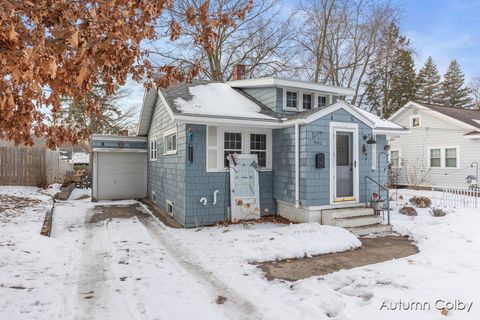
[119,0,480,113]
[400,0,480,79]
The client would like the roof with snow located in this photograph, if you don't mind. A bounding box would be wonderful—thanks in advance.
[72,152,89,164]
[136,80,405,135]
[164,81,280,120]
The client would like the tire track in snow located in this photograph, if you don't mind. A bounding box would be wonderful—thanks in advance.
[137,213,265,320]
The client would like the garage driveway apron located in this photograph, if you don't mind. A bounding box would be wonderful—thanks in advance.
[62,202,264,320]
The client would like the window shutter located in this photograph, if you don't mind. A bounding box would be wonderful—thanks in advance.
[207,126,218,170]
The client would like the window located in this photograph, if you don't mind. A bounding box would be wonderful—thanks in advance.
[166,200,173,216]
[286,91,298,109]
[390,150,400,168]
[149,140,157,160]
[250,134,267,167]
[302,93,312,110]
[411,115,421,127]
[445,148,457,168]
[429,148,441,167]
[224,132,242,167]
[317,96,327,108]
[164,133,177,154]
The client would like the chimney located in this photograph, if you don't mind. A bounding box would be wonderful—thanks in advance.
[232,63,246,80]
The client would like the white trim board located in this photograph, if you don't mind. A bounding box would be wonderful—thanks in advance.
[329,121,360,205]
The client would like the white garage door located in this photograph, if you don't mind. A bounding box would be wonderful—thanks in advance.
[94,152,146,200]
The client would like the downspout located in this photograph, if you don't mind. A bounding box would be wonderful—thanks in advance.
[295,122,300,208]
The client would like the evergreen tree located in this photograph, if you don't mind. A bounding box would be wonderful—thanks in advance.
[415,57,441,104]
[439,60,472,108]
[56,83,137,144]
[389,48,417,116]
[364,23,416,118]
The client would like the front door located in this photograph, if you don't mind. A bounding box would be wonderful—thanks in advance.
[335,131,355,201]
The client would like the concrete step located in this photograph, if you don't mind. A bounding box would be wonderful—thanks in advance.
[325,207,375,219]
[333,214,383,228]
[347,223,392,236]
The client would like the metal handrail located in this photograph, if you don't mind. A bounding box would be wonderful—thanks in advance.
[365,176,390,225]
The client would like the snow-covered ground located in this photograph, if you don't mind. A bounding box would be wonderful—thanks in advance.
[1,187,479,319]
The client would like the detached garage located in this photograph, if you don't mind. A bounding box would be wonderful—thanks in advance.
[91,135,148,201]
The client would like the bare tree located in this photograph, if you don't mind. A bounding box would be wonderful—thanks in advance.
[469,77,480,109]
[294,0,400,105]
[150,0,294,82]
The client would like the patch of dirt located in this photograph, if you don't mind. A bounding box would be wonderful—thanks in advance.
[0,195,45,222]
[88,203,149,223]
[216,295,227,304]
[215,215,293,228]
[75,195,90,200]
[258,236,419,281]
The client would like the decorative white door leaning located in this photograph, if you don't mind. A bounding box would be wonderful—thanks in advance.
[227,154,261,221]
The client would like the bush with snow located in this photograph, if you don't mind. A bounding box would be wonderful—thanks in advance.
[409,196,431,208]
[430,207,448,217]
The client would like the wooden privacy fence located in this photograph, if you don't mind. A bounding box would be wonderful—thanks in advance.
[434,186,480,209]
[0,146,74,186]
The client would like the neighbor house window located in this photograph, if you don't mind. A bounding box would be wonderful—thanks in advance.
[445,148,458,168]
[317,96,327,108]
[286,91,298,109]
[149,140,157,160]
[302,93,312,110]
[224,132,242,167]
[390,150,400,168]
[250,134,267,167]
[429,148,441,167]
[411,115,421,127]
[164,134,177,154]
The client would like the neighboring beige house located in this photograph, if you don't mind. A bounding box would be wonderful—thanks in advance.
[388,101,480,188]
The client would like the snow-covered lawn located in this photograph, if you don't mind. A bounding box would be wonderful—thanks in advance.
[1,187,479,319]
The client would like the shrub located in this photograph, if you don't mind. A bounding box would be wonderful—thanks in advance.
[399,206,418,216]
[430,207,447,217]
[409,196,432,208]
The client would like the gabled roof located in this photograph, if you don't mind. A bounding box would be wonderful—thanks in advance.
[136,81,405,135]
[389,101,480,136]
[419,102,480,130]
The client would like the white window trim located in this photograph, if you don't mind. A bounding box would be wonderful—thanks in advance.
[206,125,272,172]
[444,146,460,169]
[282,87,331,112]
[283,89,300,111]
[149,139,157,161]
[427,146,460,169]
[165,199,173,216]
[410,115,421,128]
[163,126,177,155]
[389,149,401,168]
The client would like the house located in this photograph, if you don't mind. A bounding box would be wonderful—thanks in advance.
[91,72,407,234]
[388,101,480,188]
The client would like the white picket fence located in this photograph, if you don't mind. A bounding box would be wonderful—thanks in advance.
[435,186,480,209]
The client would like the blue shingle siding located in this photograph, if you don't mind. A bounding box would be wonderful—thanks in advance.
[243,88,277,111]
[273,107,388,207]
[183,124,276,228]
[91,139,147,149]
[147,95,187,226]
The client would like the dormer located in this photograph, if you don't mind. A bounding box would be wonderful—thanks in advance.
[227,77,355,115]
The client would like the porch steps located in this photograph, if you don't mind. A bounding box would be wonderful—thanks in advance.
[347,224,392,236]
[333,214,383,228]
[322,207,391,236]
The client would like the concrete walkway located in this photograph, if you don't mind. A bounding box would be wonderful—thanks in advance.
[259,236,418,281]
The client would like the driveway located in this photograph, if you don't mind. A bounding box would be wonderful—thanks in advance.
[53,200,264,320]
